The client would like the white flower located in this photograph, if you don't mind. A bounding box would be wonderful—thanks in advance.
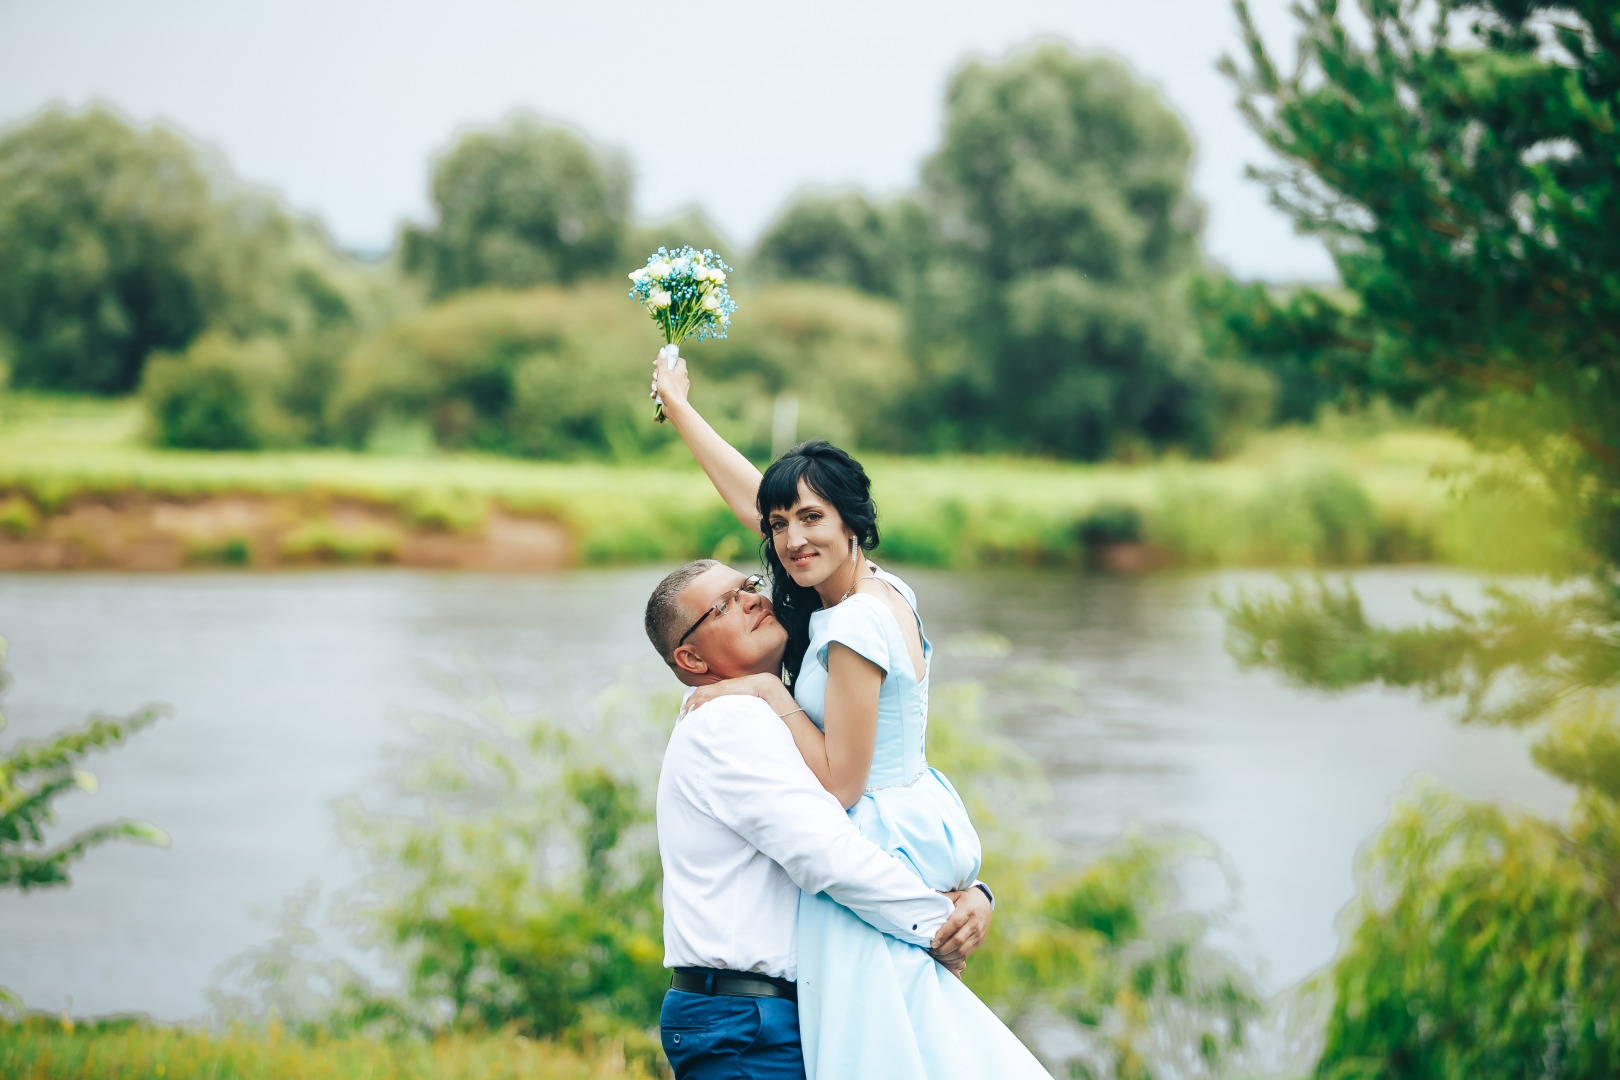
[709,269,727,284]
[629,267,648,282]
[653,290,673,308]
[671,258,689,275]
[649,261,671,279]
[703,295,720,311]
[693,266,710,282]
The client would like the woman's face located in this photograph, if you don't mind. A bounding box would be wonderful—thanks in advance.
[767,478,853,588]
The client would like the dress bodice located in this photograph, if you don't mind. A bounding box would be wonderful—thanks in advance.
[792,567,932,791]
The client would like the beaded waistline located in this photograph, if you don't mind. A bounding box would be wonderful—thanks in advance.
[865,765,930,794]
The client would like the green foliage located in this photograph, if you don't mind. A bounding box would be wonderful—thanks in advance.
[1226,577,1620,731]
[0,636,167,892]
[912,43,1212,458]
[1226,0,1620,560]
[141,334,295,451]
[1077,502,1144,547]
[1221,5,1620,1073]
[0,1018,656,1080]
[752,190,916,297]
[1190,275,1352,426]
[0,495,38,538]
[700,281,919,454]
[278,520,400,564]
[328,667,669,1059]
[403,115,630,298]
[1316,782,1620,1080]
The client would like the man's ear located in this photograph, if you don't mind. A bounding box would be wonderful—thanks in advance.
[671,644,709,679]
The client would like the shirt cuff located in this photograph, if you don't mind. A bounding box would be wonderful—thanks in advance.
[971,879,995,910]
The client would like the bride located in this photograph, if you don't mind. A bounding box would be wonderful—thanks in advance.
[652,351,1051,1079]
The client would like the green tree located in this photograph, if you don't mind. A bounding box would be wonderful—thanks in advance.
[0,109,223,394]
[1224,0,1620,553]
[402,115,630,297]
[753,190,914,297]
[1220,1,1620,1074]
[1189,274,1350,425]
[913,43,1211,458]
[0,107,386,400]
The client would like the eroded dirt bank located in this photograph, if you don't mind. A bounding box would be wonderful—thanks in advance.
[0,494,572,571]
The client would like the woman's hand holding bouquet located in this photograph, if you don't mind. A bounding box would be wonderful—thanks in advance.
[652,348,691,419]
[628,245,736,422]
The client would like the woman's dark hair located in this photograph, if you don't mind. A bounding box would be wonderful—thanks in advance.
[757,440,880,685]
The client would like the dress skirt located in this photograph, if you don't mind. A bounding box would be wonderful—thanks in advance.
[794,769,1052,1079]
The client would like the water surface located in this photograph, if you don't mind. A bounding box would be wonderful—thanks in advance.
[0,567,1569,1018]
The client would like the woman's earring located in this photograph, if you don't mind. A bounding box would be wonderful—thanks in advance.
[849,536,857,565]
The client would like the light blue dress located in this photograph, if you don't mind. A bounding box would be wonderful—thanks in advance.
[791,567,1051,1079]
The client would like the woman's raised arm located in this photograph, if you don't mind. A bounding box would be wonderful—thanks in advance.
[653,349,764,538]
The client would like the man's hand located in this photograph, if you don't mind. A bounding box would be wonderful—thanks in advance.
[930,887,992,977]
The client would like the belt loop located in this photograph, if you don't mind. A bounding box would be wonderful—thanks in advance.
[704,970,715,995]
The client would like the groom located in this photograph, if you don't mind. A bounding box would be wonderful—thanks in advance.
[646,558,994,1079]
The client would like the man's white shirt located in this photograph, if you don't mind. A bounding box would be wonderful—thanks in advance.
[657,694,952,980]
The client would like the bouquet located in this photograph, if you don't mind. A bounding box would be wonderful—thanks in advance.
[628,246,737,422]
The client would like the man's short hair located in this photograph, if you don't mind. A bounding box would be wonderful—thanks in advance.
[646,559,721,665]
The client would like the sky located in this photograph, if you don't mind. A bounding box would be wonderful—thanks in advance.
[0,0,1335,282]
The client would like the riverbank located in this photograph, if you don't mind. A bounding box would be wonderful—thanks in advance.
[0,1018,656,1080]
[0,393,1576,572]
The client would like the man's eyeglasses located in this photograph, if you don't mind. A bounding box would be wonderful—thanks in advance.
[673,574,767,654]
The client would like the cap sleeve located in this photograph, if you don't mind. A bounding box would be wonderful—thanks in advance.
[815,594,892,676]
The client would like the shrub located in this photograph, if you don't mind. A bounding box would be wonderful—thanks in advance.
[279,521,399,564]
[329,280,918,460]
[701,282,918,454]
[1077,503,1144,547]
[1,634,167,1009]
[0,495,38,538]
[141,335,293,451]
[329,284,666,458]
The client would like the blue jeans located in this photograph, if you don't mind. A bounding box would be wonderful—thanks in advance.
[660,988,804,1079]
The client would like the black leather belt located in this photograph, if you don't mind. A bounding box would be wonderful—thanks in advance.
[671,967,797,1002]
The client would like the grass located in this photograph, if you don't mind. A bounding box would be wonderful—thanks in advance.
[0,1017,658,1080]
[0,391,1580,572]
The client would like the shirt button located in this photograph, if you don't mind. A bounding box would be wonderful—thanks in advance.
[912,924,918,930]
[672,1034,682,1045]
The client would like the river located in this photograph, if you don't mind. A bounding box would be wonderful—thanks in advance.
[0,566,1570,1020]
